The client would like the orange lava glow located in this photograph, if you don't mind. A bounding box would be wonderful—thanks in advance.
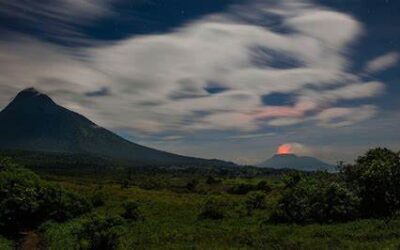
[277,144,292,155]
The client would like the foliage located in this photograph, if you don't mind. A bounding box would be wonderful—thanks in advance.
[228,180,272,195]
[282,172,303,189]
[2,148,400,249]
[91,189,107,207]
[245,191,267,211]
[0,236,13,250]
[122,200,142,221]
[186,179,199,192]
[270,177,360,223]
[77,214,125,250]
[206,176,221,185]
[340,148,400,218]
[198,196,228,220]
[256,180,272,192]
[0,159,92,234]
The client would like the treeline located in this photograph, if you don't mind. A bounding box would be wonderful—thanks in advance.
[270,148,400,223]
[194,148,400,224]
[0,150,289,178]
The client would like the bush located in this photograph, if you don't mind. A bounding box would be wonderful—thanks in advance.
[206,176,221,185]
[227,181,271,195]
[198,197,227,220]
[0,159,92,234]
[282,172,303,189]
[122,200,142,221]
[245,191,267,210]
[227,184,256,195]
[0,165,42,232]
[256,180,272,193]
[340,148,400,218]
[186,179,199,192]
[39,184,92,221]
[270,177,360,224]
[91,190,107,207]
[78,214,125,250]
[0,236,13,250]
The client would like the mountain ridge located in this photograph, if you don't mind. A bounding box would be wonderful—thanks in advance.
[0,88,234,167]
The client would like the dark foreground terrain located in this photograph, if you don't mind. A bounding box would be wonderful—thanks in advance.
[1,148,400,249]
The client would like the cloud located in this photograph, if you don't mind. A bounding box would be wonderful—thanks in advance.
[0,0,113,22]
[0,0,115,44]
[228,132,276,140]
[0,0,384,136]
[301,81,385,104]
[365,52,399,73]
[316,105,377,128]
[286,10,362,51]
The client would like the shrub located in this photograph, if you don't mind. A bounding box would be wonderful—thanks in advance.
[122,200,142,221]
[186,179,199,192]
[270,177,360,224]
[120,179,130,189]
[256,180,272,193]
[78,214,125,250]
[340,148,400,218]
[0,159,92,234]
[91,191,107,207]
[0,166,42,232]
[198,196,227,220]
[40,184,92,222]
[227,184,256,195]
[206,176,221,185]
[282,172,303,189]
[227,181,271,195]
[245,191,267,210]
[0,236,13,250]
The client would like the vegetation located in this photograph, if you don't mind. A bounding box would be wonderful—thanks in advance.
[0,160,92,235]
[0,148,400,249]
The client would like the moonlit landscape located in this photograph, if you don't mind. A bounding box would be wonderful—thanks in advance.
[0,0,399,249]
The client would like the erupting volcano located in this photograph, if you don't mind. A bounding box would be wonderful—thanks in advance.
[258,143,335,172]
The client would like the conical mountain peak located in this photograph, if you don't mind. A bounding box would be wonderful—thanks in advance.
[0,87,234,167]
[259,153,335,171]
[3,87,57,113]
[20,87,41,96]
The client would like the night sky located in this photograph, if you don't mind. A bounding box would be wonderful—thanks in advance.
[0,0,399,164]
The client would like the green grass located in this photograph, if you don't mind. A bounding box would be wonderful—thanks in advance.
[36,175,400,249]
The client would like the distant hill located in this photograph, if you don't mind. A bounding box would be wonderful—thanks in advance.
[0,88,234,168]
[258,154,336,172]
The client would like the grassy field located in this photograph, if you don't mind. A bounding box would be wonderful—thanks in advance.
[36,172,400,249]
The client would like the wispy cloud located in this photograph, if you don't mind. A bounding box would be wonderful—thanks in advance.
[0,0,386,137]
[228,132,276,140]
[365,52,399,73]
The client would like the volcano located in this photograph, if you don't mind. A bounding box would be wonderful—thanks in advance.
[258,153,335,172]
[0,88,233,167]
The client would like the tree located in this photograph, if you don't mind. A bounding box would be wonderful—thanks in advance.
[0,158,92,234]
[270,176,360,223]
[340,148,400,218]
